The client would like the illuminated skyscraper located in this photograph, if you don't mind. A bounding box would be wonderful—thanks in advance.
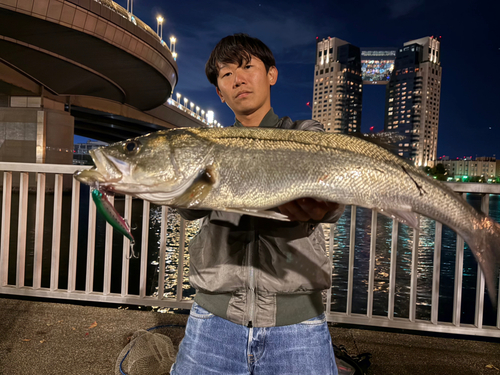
[384,36,442,167]
[312,37,363,133]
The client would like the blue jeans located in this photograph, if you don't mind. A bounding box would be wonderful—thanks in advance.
[171,302,338,375]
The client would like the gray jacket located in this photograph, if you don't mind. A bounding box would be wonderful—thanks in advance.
[178,110,344,327]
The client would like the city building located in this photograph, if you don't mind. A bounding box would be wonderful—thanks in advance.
[437,156,499,182]
[384,36,442,167]
[312,37,363,133]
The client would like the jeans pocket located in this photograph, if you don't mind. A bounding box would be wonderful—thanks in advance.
[190,302,215,319]
[299,312,326,325]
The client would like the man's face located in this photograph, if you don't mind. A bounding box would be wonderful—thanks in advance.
[216,56,278,120]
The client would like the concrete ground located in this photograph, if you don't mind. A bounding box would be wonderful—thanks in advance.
[0,296,499,375]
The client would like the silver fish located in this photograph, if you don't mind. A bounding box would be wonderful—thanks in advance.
[74,127,500,303]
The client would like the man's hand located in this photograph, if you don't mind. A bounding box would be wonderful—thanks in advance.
[278,198,341,222]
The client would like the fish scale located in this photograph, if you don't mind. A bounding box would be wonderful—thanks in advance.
[74,127,500,305]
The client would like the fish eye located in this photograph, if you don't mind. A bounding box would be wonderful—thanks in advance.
[123,140,141,154]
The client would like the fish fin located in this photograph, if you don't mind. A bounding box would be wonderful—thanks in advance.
[224,208,291,221]
[377,207,420,230]
[173,165,217,208]
[467,215,500,306]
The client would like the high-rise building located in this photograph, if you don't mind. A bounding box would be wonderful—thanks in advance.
[384,36,442,167]
[312,37,363,133]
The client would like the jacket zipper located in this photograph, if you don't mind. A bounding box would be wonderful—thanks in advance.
[247,221,257,327]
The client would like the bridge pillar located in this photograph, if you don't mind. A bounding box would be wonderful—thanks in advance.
[0,96,74,164]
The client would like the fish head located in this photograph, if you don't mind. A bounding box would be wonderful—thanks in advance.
[74,129,215,202]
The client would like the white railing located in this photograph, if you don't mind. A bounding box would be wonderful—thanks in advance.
[325,182,500,338]
[0,162,499,338]
[0,162,192,309]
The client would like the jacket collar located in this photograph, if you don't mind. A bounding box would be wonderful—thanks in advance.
[233,108,280,128]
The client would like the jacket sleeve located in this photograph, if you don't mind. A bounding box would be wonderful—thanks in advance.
[177,208,211,221]
[294,119,325,132]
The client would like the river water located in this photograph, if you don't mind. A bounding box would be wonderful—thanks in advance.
[3,185,499,325]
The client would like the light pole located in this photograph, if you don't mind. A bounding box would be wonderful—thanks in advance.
[156,16,163,39]
[207,110,214,126]
[196,106,200,115]
[170,37,176,52]
[170,37,177,60]
[183,98,188,108]
[176,93,181,103]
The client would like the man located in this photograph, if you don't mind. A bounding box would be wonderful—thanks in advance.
[170,34,343,375]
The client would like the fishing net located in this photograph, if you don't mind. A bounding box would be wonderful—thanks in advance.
[115,327,178,375]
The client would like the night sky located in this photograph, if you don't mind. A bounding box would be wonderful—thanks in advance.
[76,0,499,159]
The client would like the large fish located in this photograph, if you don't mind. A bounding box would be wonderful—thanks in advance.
[75,127,500,303]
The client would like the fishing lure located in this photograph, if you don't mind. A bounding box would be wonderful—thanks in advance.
[91,188,138,259]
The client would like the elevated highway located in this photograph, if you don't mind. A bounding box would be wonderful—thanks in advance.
[0,0,209,163]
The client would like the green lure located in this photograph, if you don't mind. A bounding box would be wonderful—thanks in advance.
[91,188,137,258]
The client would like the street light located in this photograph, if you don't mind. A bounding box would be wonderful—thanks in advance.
[183,98,188,108]
[206,110,214,125]
[127,0,133,14]
[176,93,181,103]
[170,36,177,60]
[196,106,200,115]
[156,16,164,39]
[190,102,194,112]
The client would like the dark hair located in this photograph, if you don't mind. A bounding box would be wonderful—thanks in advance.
[205,33,276,88]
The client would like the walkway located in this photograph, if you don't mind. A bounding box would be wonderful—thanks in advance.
[0,297,499,374]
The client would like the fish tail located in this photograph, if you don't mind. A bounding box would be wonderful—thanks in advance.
[468,215,500,306]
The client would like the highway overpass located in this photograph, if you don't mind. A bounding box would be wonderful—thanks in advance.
[0,0,210,164]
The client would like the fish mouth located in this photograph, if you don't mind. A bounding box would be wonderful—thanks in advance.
[74,148,123,187]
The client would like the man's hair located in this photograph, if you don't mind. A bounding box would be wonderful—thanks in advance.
[205,33,276,88]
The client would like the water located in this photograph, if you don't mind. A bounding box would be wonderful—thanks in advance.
[3,185,499,325]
